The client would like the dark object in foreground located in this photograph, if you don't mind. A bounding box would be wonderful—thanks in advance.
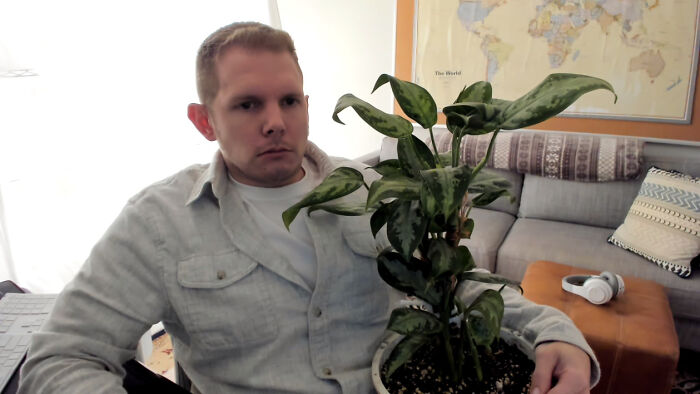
[122,360,189,394]
[382,337,534,394]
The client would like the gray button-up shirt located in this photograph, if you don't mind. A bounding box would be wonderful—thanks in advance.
[19,142,598,393]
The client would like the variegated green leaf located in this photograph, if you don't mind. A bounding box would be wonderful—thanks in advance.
[445,112,497,136]
[469,170,512,193]
[282,167,364,229]
[387,200,428,261]
[373,74,438,129]
[454,81,492,104]
[370,201,397,237]
[376,250,441,305]
[428,240,474,279]
[466,289,504,347]
[307,201,370,216]
[437,152,452,167]
[443,102,500,122]
[472,189,513,206]
[498,73,617,130]
[456,245,475,271]
[419,166,471,216]
[369,159,405,178]
[459,218,475,239]
[459,271,522,293]
[384,335,432,380]
[469,166,515,206]
[419,183,440,218]
[332,93,413,138]
[397,135,436,177]
[388,308,443,336]
[366,176,421,209]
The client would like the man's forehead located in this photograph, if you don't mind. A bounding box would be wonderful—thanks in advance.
[217,48,301,86]
[216,45,302,74]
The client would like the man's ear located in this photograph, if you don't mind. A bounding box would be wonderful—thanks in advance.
[188,103,217,141]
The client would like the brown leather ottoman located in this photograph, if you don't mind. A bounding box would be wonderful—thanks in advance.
[521,260,679,394]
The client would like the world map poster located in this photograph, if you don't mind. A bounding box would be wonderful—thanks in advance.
[414,0,700,123]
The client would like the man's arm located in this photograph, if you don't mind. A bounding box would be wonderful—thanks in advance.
[456,282,600,391]
[18,200,169,394]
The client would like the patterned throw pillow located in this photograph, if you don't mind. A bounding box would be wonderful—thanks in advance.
[430,131,644,182]
[608,167,699,278]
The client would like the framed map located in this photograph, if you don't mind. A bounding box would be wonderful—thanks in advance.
[413,0,700,124]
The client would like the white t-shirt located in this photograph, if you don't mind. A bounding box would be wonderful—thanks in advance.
[230,161,320,289]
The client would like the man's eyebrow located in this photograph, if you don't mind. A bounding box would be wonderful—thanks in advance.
[225,94,259,105]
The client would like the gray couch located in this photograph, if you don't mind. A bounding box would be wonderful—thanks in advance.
[359,127,700,352]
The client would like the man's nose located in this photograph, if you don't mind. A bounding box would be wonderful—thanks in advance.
[262,104,285,136]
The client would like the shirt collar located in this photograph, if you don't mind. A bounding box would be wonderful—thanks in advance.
[186,141,334,206]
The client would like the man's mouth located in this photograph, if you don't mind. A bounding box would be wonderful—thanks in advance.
[258,147,290,156]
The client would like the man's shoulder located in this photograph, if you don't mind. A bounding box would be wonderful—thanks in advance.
[127,162,210,206]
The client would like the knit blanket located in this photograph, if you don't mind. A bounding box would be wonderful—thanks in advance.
[430,131,645,182]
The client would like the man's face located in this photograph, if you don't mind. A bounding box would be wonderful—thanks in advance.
[191,47,309,188]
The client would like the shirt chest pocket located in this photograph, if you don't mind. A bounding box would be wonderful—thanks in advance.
[176,251,278,349]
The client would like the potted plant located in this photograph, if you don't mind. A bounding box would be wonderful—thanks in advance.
[283,73,615,393]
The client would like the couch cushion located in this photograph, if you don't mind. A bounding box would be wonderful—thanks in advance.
[518,175,642,228]
[496,218,700,322]
[608,167,699,278]
[459,208,515,272]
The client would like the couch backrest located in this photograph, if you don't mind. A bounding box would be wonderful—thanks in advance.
[518,141,700,228]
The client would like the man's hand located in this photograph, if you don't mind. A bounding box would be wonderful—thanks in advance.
[530,341,591,394]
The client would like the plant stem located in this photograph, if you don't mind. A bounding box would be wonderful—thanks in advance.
[428,126,442,168]
[465,324,483,381]
[471,129,500,178]
[441,285,458,381]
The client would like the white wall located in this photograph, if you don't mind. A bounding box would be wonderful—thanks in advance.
[277,0,397,158]
[0,1,272,292]
[0,1,399,292]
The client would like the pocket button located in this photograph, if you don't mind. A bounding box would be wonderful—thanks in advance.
[216,270,226,280]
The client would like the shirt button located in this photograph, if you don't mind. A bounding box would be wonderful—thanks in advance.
[216,270,226,280]
[313,307,322,317]
[322,367,332,376]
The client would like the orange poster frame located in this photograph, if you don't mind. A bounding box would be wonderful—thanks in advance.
[394,0,700,143]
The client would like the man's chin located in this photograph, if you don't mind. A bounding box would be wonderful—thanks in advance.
[247,166,304,188]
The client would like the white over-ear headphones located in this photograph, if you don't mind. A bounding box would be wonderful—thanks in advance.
[561,271,625,305]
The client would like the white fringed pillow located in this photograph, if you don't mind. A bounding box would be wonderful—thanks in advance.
[608,167,699,278]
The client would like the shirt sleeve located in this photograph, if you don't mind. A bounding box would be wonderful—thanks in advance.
[18,199,170,394]
[456,281,601,388]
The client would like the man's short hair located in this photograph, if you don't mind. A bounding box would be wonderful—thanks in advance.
[195,22,300,107]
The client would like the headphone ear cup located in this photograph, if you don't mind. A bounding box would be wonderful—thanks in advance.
[614,274,625,297]
[583,277,613,304]
[600,271,619,297]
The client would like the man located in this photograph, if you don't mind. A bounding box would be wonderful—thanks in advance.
[19,22,597,394]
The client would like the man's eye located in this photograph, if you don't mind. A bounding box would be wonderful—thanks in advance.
[235,101,257,110]
[282,97,299,107]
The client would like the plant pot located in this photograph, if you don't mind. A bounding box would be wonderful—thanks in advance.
[371,328,534,394]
